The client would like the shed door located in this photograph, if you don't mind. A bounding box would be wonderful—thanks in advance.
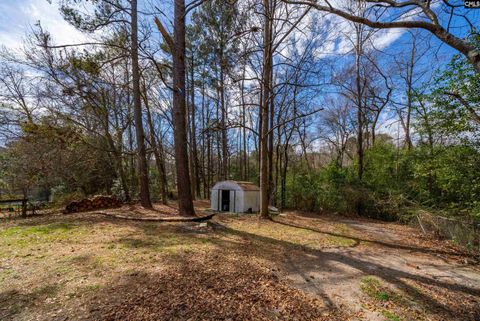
[221,190,230,212]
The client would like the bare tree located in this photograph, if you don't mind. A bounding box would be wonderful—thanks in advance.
[394,31,430,149]
[131,0,152,208]
[283,0,480,73]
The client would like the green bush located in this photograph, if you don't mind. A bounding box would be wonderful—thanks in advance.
[282,140,480,222]
[285,163,388,218]
[50,185,84,206]
[285,164,349,212]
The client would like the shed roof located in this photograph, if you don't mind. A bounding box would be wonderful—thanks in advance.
[212,180,260,191]
[235,181,260,191]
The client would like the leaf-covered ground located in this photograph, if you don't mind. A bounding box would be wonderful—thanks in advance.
[0,202,479,320]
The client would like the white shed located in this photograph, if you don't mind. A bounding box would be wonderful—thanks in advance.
[211,181,260,213]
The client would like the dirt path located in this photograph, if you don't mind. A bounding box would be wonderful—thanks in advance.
[277,214,480,320]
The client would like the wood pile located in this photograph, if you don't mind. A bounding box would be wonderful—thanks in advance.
[64,195,121,214]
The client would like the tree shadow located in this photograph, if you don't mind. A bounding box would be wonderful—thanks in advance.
[208,221,480,320]
[82,249,347,321]
[273,217,470,258]
[0,284,60,321]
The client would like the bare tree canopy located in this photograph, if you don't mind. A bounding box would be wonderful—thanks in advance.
[282,0,480,72]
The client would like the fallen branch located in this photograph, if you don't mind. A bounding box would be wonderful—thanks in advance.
[94,211,215,222]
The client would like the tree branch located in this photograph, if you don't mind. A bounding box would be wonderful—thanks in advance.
[443,91,480,125]
[154,16,175,52]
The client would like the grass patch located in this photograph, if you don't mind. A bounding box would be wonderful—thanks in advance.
[0,268,15,284]
[8,303,22,316]
[360,277,428,321]
[84,283,102,291]
[67,284,102,300]
[226,218,359,250]
[381,310,401,321]
[1,222,76,237]
[360,276,393,301]
[0,222,87,249]
[120,238,156,249]
[116,232,214,255]
[326,235,356,247]
[325,224,358,247]
[360,277,404,321]
[66,253,122,272]
[32,284,59,298]
[333,223,350,234]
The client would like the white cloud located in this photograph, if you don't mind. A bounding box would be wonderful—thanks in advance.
[273,10,404,64]
[0,0,87,50]
[315,13,405,57]
[371,28,405,50]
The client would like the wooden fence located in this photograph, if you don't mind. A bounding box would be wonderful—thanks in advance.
[0,199,28,217]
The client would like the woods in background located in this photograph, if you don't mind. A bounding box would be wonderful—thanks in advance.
[0,0,479,222]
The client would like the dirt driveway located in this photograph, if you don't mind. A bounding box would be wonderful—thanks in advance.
[0,207,479,321]
[271,213,480,320]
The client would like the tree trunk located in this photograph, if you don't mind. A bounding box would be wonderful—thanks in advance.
[190,54,201,198]
[200,75,208,199]
[405,89,413,150]
[268,62,275,206]
[219,47,228,180]
[172,0,195,216]
[239,66,247,180]
[107,131,131,201]
[126,63,136,197]
[355,26,364,181]
[281,147,289,210]
[131,0,152,208]
[405,39,415,150]
[260,0,273,218]
[187,68,196,201]
[143,85,168,204]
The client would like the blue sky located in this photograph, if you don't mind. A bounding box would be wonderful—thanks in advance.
[1,0,477,57]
